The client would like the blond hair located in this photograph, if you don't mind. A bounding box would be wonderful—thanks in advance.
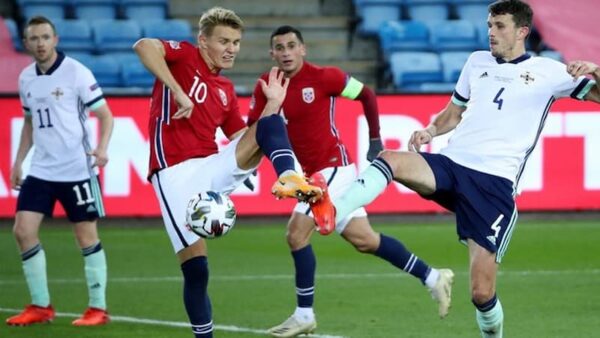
[198,7,244,37]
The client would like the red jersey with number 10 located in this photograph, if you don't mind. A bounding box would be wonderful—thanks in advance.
[248,62,352,175]
[147,40,246,177]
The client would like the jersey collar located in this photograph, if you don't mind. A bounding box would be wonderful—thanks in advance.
[36,51,65,76]
[495,53,531,65]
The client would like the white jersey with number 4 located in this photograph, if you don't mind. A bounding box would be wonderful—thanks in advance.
[441,51,596,187]
[18,52,105,182]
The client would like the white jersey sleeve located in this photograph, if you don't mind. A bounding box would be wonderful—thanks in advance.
[548,59,596,100]
[452,52,476,106]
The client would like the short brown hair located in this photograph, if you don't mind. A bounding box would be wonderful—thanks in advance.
[198,7,244,37]
[24,16,56,37]
[489,0,533,28]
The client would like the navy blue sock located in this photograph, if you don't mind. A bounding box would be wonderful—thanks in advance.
[256,115,296,177]
[292,245,316,307]
[374,234,431,284]
[181,256,213,338]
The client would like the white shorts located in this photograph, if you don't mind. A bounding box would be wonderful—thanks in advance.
[150,136,255,253]
[293,165,367,234]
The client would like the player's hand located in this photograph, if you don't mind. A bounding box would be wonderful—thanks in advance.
[259,67,290,107]
[409,129,434,152]
[567,60,599,79]
[10,165,23,190]
[88,147,109,168]
[172,90,194,119]
[367,138,383,162]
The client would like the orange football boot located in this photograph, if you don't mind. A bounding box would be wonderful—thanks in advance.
[308,172,336,235]
[272,171,323,201]
[6,304,55,326]
[72,307,110,326]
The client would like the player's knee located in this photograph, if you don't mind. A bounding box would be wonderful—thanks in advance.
[347,232,378,253]
[471,285,495,305]
[286,227,311,250]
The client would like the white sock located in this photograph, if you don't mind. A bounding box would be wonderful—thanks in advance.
[293,307,315,323]
[425,268,440,289]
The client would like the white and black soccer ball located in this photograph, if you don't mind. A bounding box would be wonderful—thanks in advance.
[185,191,236,239]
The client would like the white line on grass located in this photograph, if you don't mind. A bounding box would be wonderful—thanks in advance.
[0,307,346,338]
[0,269,599,285]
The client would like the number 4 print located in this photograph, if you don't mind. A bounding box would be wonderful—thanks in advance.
[493,87,505,110]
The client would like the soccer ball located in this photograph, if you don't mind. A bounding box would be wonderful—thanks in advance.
[185,191,236,239]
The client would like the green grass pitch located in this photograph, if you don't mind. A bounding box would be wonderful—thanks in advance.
[0,217,599,337]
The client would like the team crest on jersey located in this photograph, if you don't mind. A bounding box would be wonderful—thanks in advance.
[520,71,535,85]
[168,40,181,49]
[51,87,64,100]
[302,87,315,103]
[218,88,228,106]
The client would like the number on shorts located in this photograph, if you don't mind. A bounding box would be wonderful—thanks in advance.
[73,182,95,205]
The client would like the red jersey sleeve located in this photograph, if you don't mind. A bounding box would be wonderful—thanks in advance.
[246,74,269,126]
[161,40,193,62]
[321,67,348,97]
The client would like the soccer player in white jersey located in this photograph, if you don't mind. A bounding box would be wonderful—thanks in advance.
[309,1,600,337]
[6,16,114,327]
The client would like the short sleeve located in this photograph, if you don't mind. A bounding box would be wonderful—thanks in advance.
[162,40,190,62]
[553,71,596,100]
[246,75,268,126]
[18,79,31,116]
[75,64,105,110]
[322,67,347,97]
[452,53,474,106]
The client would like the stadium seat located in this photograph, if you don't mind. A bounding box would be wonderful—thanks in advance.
[92,20,142,53]
[21,3,67,21]
[430,20,479,52]
[3,18,23,51]
[390,51,443,90]
[85,55,121,87]
[122,0,168,20]
[440,51,470,83]
[118,53,155,87]
[67,51,94,66]
[404,0,449,22]
[379,21,430,59]
[418,82,456,93]
[73,0,118,21]
[475,21,489,49]
[454,3,489,24]
[141,19,193,42]
[355,0,403,37]
[54,20,94,52]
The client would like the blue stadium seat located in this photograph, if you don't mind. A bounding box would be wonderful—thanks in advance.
[4,18,23,51]
[73,0,118,21]
[92,20,142,53]
[404,0,449,22]
[67,51,94,67]
[355,0,403,37]
[418,82,456,93]
[54,20,94,52]
[122,0,168,20]
[430,20,479,52]
[21,3,67,21]
[379,21,429,59]
[85,55,121,87]
[440,51,470,83]
[475,21,489,49]
[390,52,443,90]
[455,3,489,24]
[141,19,193,42]
[115,53,155,87]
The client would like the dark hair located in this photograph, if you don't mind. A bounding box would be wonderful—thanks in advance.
[270,25,304,46]
[489,0,533,28]
[24,16,56,37]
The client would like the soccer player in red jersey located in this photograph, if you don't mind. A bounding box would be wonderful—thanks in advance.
[133,8,322,338]
[247,26,454,337]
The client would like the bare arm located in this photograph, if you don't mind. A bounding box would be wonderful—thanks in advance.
[90,103,114,167]
[10,116,33,189]
[409,100,466,152]
[133,38,193,119]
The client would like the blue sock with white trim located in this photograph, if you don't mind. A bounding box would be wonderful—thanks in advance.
[374,234,432,284]
[256,115,297,177]
[182,256,213,338]
[292,245,316,308]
